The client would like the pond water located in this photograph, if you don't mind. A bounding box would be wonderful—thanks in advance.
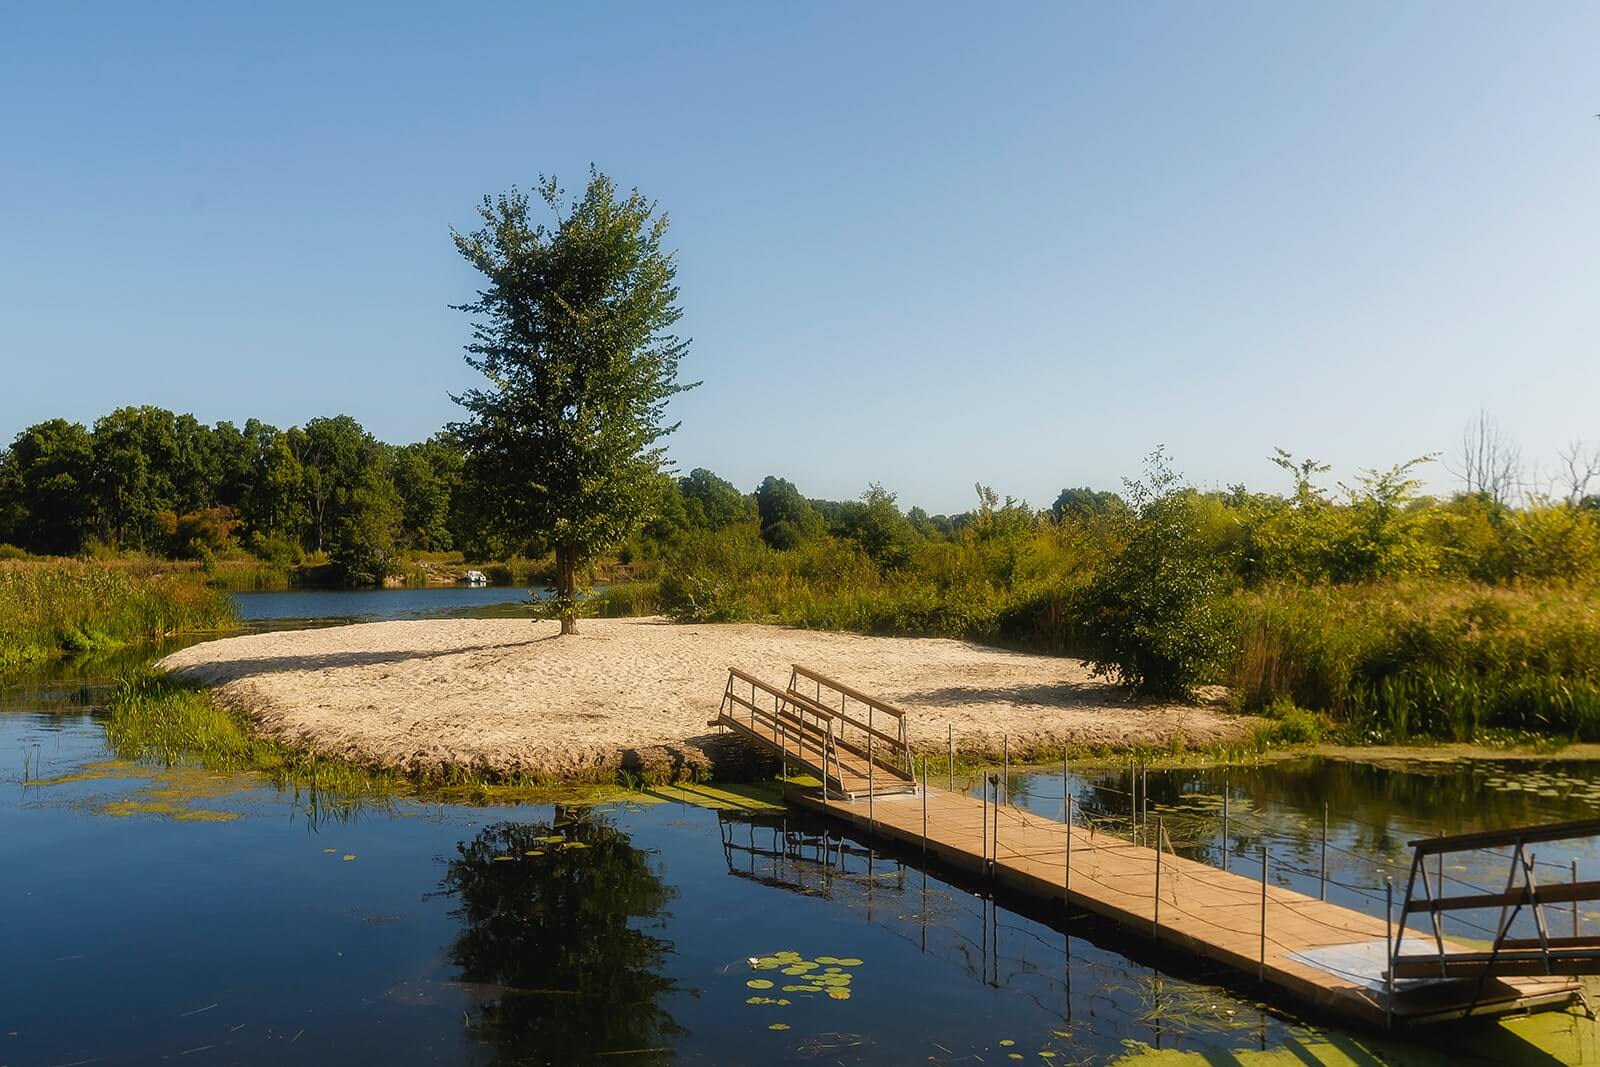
[232,586,544,625]
[3,592,1597,1065]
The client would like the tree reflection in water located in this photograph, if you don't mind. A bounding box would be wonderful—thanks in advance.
[438,812,680,1062]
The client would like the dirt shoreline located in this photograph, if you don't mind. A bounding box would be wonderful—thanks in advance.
[157,617,1258,782]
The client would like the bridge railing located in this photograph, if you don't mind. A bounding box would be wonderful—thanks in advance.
[1389,817,1600,1021]
[788,663,910,776]
[719,667,845,795]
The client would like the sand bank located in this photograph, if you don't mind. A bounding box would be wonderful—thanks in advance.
[158,617,1255,781]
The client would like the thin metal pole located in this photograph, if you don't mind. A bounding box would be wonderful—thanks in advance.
[921,757,928,857]
[1142,766,1149,836]
[1259,845,1269,982]
[1153,816,1163,941]
[981,770,988,876]
[991,775,999,879]
[1129,758,1137,838]
[868,734,875,830]
[822,722,831,805]
[1221,781,1229,873]
[1063,746,1069,821]
[1385,877,1395,1030]
[1065,791,1073,902]
[1126,758,1139,831]
[1437,830,1444,914]
[947,724,954,791]
[1575,859,1581,939]
[1320,802,1328,901]
[1002,735,1009,808]
[779,721,787,801]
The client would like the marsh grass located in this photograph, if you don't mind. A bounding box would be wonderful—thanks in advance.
[1230,581,1600,743]
[589,580,661,617]
[107,671,403,798]
[0,562,236,675]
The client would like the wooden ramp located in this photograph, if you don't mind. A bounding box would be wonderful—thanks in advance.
[791,780,1583,1028]
[712,666,915,800]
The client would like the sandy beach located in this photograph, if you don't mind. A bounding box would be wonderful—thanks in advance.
[158,617,1255,781]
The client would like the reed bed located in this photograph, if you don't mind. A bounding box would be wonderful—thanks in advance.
[1229,581,1600,742]
[0,562,236,674]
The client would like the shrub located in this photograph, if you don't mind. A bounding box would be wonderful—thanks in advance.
[1080,449,1232,698]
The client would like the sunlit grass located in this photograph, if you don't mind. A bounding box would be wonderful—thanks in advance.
[0,562,236,675]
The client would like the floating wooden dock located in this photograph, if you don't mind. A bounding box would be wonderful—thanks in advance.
[715,665,1587,1028]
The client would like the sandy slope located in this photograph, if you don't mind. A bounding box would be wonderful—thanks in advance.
[158,617,1254,781]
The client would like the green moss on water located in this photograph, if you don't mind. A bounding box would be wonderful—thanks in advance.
[1109,996,1599,1066]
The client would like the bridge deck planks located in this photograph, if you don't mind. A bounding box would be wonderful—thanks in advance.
[791,784,1580,1026]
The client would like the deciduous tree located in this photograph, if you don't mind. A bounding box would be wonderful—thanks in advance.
[451,171,693,633]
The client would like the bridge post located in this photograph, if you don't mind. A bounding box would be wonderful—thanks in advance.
[1320,803,1328,901]
[1259,846,1269,982]
[1575,859,1582,938]
[1002,735,1008,808]
[981,772,988,877]
[1153,815,1163,942]
[921,756,928,857]
[1221,782,1229,873]
[822,721,832,806]
[947,725,953,792]
[1385,876,1395,1030]
[1065,791,1072,903]
[991,774,1000,880]
[868,734,875,830]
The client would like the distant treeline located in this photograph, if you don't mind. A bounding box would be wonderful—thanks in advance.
[4,407,1600,592]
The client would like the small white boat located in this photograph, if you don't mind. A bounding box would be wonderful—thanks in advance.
[462,570,488,586]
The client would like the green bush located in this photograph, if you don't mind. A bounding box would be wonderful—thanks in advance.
[1079,449,1232,699]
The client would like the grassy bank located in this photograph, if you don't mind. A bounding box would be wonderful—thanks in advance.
[0,562,236,675]
[104,670,794,804]
[107,670,412,797]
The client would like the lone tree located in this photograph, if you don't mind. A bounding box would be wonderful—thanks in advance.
[451,171,693,634]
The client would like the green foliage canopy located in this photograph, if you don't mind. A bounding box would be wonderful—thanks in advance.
[450,171,694,632]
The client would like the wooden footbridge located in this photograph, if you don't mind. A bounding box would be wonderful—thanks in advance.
[713,665,1600,1029]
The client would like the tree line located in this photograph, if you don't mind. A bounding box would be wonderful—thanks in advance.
[3,404,1597,589]
[0,409,465,583]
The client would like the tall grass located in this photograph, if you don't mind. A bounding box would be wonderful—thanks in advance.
[206,559,294,591]
[106,671,400,797]
[590,580,661,617]
[1230,582,1600,742]
[659,525,1095,641]
[659,525,1600,744]
[0,562,237,674]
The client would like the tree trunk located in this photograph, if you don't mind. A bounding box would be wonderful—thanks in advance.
[556,545,579,636]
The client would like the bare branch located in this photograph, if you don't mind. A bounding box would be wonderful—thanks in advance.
[1444,409,1522,506]
[1557,439,1600,507]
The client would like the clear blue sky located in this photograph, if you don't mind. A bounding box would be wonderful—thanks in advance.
[2,4,1596,514]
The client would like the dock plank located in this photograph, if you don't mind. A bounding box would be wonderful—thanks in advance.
[793,785,1580,1026]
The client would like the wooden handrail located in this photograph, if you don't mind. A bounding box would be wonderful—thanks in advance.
[791,664,907,718]
[787,684,903,754]
[724,688,883,768]
[729,667,843,720]
[1405,818,1600,855]
[1402,879,1600,914]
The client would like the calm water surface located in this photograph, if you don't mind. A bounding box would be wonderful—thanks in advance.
[232,586,544,625]
[3,590,1596,1065]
